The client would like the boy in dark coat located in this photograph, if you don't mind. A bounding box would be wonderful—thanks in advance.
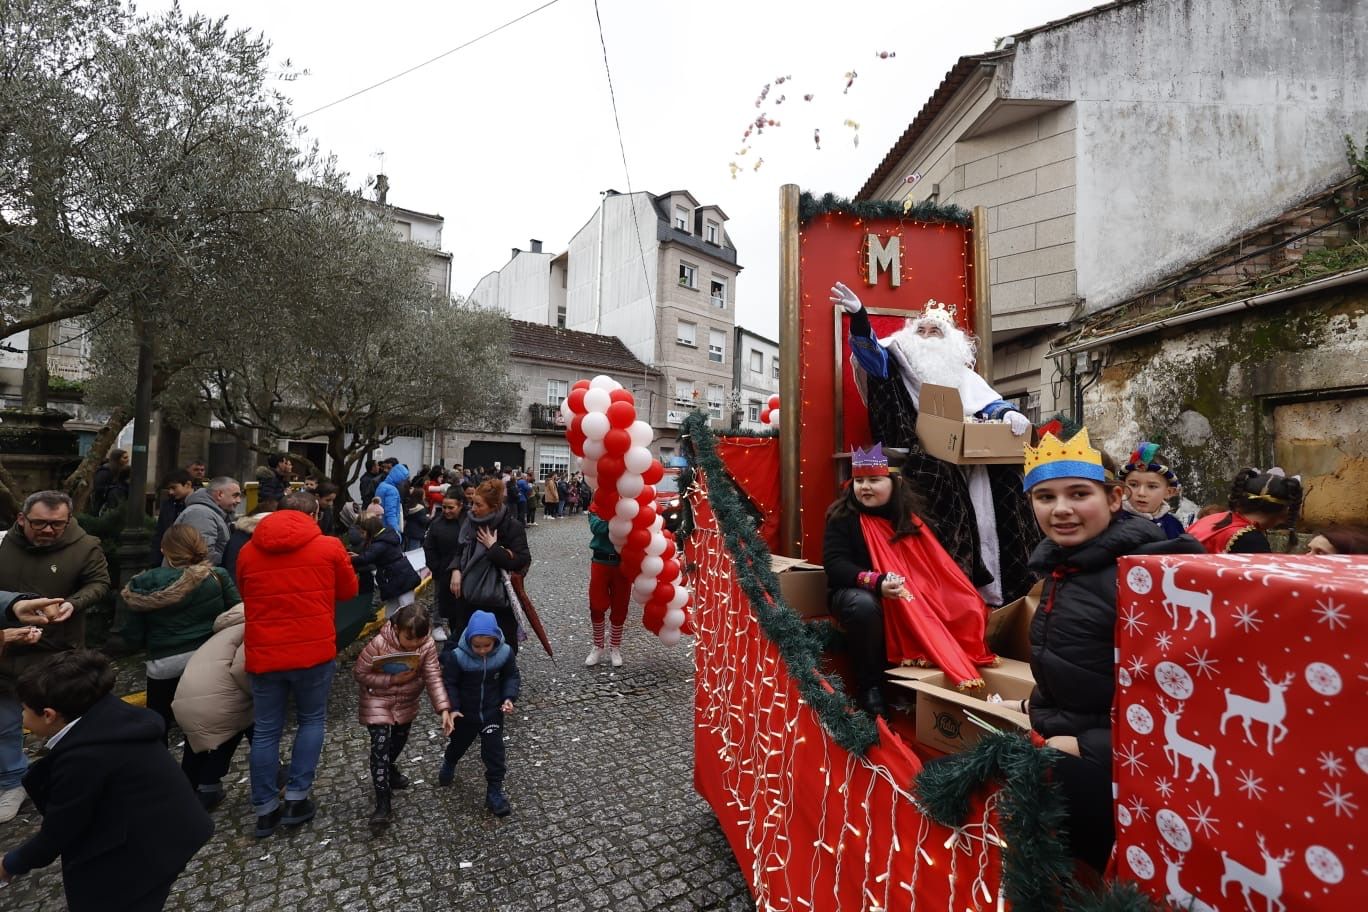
[0,650,212,911]
[437,611,519,816]
[1022,429,1202,873]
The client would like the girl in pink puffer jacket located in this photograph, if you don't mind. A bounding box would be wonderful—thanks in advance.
[353,605,453,833]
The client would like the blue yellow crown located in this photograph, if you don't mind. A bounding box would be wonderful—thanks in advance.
[1023,429,1106,491]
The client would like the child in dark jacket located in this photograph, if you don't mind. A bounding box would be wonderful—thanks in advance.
[1118,442,1186,539]
[351,514,421,617]
[1022,429,1202,873]
[0,650,213,911]
[437,610,520,816]
[402,488,431,551]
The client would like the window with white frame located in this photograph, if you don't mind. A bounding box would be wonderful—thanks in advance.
[675,380,695,406]
[675,206,690,232]
[708,329,725,363]
[679,262,697,288]
[555,304,566,328]
[537,443,570,480]
[706,385,725,420]
[705,220,719,244]
[545,379,569,407]
[710,277,726,308]
[771,357,780,379]
[749,350,763,373]
[676,320,696,346]
[747,399,762,422]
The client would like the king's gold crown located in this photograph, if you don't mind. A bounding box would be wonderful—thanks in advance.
[1022,428,1106,490]
[921,298,958,321]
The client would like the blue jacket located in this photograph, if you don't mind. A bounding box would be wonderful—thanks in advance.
[440,610,520,725]
[376,464,410,534]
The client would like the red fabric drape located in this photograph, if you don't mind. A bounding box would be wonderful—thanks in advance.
[715,435,781,552]
[859,513,996,688]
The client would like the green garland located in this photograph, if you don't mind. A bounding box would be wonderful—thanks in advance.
[799,190,972,226]
[682,411,878,754]
[914,731,1072,912]
[1063,881,1171,912]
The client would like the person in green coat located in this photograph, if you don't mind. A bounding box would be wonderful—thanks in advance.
[120,525,240,745]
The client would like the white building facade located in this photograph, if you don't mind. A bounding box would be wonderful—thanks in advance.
[732,326,779,432]
[856,0,1368,422]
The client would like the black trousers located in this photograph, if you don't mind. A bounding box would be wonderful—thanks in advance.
[367,722,412,793]
[122,876,177,912]
[1052,752,1115,872]
[828,588,887,697]
[181,728,250,791]
[443,717,506,785]
[144,675,181,746]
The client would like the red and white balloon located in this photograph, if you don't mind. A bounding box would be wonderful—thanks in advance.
[759,394,781,428]
[563,374,692,644]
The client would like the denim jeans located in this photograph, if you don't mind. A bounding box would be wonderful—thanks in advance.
[0,695,27,790]
[248,660,335,814]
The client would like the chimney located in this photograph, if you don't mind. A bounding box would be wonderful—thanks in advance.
[511,247,521,258]
[530,239,543,253]
[375,173,389,205]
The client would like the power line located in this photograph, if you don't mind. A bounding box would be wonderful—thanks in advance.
[294,0,565,121]
[591,0,656,318]
[0,311,118,354]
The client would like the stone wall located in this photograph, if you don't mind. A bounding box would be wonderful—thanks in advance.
[1083,284,1368,525]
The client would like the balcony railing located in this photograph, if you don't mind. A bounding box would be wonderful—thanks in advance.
[529,402,565,430]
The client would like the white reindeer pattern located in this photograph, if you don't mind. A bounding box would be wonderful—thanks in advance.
[1220,833,1293,912]
[1161,563,1217,637]
[1219,663,1293,755]
[1159,698,1220,795]
[1161,846,1219,912]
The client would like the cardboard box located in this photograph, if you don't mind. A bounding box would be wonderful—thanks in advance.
[902,667,1035,754]
[984,580,1042,662]
[771,555,829,619]
[915,384,1023,465]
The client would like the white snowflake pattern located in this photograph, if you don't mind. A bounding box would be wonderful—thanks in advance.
[1236,769,1267,800]
[1319,783,1358,818]
[1126,794,1151,822]
[1313,598,1349,632]
[1318,751,1346,778]
[1119,742,1148,776]
[1120,605,1148,637]
[1126,655,1150,679]
[1187,801,1220,838]
[1155,630,1173,653]
[1231,604,1262,633]
[1155,777,1175,800]
[1185,647,1220,679]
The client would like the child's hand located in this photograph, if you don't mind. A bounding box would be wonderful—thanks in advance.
[501,699,514,714]
[441,710,455,736]
[1,626,41,646]
[1045,735,1080,757]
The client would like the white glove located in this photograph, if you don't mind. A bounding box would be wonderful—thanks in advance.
[1005,410,1031,436]
[829,282,863,314]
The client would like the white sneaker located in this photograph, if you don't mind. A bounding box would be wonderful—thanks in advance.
[0,785,27,822]
[584,646,603,667]
[610,648,623,668]
[433,626,448,643]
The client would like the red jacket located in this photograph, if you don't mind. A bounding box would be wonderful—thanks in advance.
[237,509,359,675]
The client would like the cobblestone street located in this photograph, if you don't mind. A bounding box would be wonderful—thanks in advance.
[2,514,752,911]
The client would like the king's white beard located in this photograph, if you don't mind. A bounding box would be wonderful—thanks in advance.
[886,328,975,389]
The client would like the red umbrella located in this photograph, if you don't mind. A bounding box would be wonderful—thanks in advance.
[509,572,554,658]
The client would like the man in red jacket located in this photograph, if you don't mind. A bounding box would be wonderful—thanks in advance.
[236,490,358,838]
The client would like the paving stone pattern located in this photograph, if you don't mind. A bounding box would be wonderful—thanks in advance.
[3,514,753,911]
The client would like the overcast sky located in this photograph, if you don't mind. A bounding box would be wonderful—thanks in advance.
[159,0,1092,338]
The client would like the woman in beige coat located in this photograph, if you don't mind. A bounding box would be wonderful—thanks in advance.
[352,605,452,832]
[172,604,251,810]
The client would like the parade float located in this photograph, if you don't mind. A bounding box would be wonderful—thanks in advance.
[566,186,1366,910]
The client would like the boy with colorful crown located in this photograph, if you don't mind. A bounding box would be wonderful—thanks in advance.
[1118,441,1185,539]
[1020,429,1201,873]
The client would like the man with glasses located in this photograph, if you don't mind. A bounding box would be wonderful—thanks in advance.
[0,491,111,821]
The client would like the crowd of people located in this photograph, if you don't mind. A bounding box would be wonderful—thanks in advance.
[0,451,619,910]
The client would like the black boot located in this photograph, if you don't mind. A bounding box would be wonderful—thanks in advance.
[388,764,410,790]
[369,789,392,834]
[485,783,511,817]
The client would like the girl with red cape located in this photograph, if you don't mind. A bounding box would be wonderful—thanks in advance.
[823,443,996,718]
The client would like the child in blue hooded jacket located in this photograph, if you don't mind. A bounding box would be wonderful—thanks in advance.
[437,610,520,816]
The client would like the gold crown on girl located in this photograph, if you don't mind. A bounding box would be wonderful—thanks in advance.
[1022,428,1106,491]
